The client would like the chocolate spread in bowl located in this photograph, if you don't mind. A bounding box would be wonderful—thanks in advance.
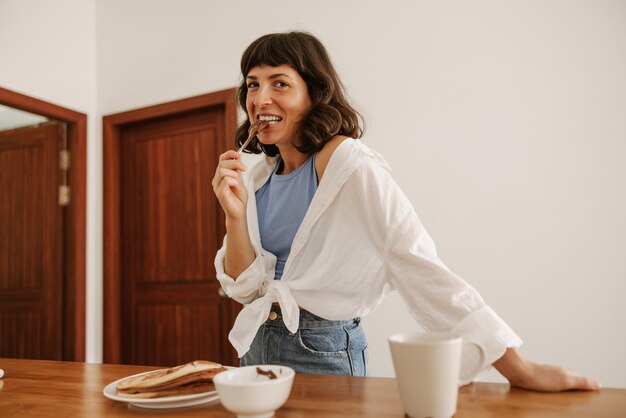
[256,367,278,380]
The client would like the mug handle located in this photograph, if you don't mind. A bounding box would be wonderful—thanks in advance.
[462,340,488,382]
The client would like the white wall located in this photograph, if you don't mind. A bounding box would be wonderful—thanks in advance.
[3,0,625,388]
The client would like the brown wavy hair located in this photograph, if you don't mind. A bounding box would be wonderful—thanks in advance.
[235,31,364,157]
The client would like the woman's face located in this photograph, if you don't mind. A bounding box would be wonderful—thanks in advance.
[245,64,312,149]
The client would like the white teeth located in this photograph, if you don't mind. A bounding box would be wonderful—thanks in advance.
[258,115,282,124]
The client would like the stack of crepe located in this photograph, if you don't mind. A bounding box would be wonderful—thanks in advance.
[116,360,227,398]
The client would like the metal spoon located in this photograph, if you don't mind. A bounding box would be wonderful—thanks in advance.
[237,120,269,153]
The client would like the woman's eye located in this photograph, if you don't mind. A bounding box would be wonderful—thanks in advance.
[247,82,258,89]
[275,81,289,88]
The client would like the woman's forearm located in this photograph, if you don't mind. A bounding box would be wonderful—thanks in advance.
[224,218,256,279]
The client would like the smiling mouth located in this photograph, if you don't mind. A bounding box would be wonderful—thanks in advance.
[257,115,282,125]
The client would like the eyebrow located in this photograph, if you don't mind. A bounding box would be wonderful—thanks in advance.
[246,73,294,80]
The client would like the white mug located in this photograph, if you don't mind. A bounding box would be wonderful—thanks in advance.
[388,332,487,418]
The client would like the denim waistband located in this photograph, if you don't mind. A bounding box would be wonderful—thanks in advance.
[266,304,360,330]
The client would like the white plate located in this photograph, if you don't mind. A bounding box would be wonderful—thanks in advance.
[103,369,220,410]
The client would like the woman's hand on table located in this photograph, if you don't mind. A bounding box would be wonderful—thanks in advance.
[493,348,601,392]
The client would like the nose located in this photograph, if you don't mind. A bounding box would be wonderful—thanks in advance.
[254,85,273,107]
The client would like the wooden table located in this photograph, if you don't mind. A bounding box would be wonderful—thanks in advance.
[0,358,624,417]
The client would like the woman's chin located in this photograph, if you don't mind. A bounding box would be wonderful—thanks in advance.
[257,133,282,146]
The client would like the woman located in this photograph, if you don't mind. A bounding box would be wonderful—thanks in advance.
[212,31,599,391]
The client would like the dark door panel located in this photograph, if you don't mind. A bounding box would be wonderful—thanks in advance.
[0,123,64,360]
[118,106,239,367]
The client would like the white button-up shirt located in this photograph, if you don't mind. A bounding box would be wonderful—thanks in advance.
[215,138,522,383]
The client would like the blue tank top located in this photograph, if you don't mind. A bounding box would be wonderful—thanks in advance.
[256,154,318,280]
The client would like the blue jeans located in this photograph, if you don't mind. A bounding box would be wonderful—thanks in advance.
[241,305,369,376]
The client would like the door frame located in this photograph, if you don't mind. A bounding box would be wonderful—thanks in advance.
[102,88,238,363]
[0,86,87,361]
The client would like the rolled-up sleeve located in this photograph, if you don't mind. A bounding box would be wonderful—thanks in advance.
[214,236,277,304]
[451,305,522,384]
[385,204,522,385]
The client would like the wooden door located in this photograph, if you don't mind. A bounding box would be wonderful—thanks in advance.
[105,91,240,367]
[0,123,64,360]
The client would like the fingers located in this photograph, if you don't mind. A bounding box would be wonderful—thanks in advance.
[216,151,247,175]
[214,175,245,212]
[565,371,602,391]
[213,167,242,188]
[212,151,249,219]
[214,168,246,203]
[549,367,602,392]
[212,152,247,190]
[221,174,242,192]
[219,150,246,164]
[509,362,602,392]
[579,377,602,391]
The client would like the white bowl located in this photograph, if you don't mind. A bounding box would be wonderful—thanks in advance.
[214,365,295,418]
